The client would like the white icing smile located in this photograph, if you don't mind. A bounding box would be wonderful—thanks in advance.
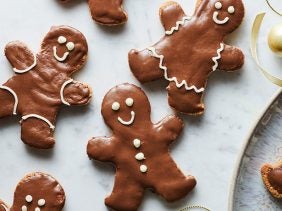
[213,2,235,25]
[112,98,135,126]
[53,36,75,62]
[118,111,135,126]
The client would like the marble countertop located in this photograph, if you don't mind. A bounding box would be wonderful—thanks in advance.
[0,0,281,211]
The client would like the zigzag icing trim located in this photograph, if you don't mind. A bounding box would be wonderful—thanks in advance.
[147,47,205,93]
[165,16,192,35]
[1,204,8,211]
[21,114,55,130]
[212,43,224,71]
[60,79,74,106]
[0,85,18,115]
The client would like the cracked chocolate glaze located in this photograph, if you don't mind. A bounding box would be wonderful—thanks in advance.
[87,83,196,211]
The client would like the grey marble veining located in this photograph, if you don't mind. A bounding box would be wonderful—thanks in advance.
[0,1,280,211]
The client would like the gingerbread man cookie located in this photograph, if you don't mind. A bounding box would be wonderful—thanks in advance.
[129,0,245,115]
[0,25,92,149]
[59,0,127,25]
[87,83,196,211]
[261,161,282,199]
[0,172,65,211]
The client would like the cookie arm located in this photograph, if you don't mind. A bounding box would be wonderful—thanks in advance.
[4,41,36,71]
[159,1,187,32]
[218,45,244,71]
[87,137,116,162]
[155,115,184,144]
[63,81,92,106]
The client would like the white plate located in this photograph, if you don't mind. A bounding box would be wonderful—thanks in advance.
[229,89,282,211]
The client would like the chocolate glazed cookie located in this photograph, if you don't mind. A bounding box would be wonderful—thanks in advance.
[87,83,196,211]
[129,0,245,115]
[0,26,92,149]
[0,172,65,211]
[59,0,127,25]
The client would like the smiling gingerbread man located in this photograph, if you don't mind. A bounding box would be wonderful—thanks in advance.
[0,172,65,211]
[0,25,92,149]
[129,0,245,115]
[87,83,196,211]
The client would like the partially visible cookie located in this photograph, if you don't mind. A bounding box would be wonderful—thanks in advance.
[261,161,282,198]
[0,172,65,211]
[59,0,128,25]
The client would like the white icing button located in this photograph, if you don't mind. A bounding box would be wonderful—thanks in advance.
[228,6,235,14]
[66,42,75,51]
[140,165,148,173]
[58,36,67,44]
[25,195,33,203]
[125,98,134,107]
[21,206,27,211]
[215,2,222,9]
[35,208,41,211]
[112,102,120,111]
[135,152,145,161]
[133,139,141,148]
[38,199,46,206]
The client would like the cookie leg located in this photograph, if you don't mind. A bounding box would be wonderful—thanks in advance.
[128,48,163,83]
[88,0,127,25]
[105,172,144,211]
[0,89,16,118]
[21,118,55,149]
[167,83,205,115]
[154,175,197,202]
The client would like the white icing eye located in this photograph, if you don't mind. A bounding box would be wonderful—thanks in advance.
[38,199,46,206]
[66,42,75,51]
[25,195,33,203]
[112,102,120,111]
[228,6,235,14]
[21,205,27,211]
[35,208,41,211]
[125,98,134,107]
[58,36,67,44]
[215,2,222,9]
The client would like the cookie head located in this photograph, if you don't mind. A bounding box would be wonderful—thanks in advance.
[41,25,88,74]
[11,172,65,211]
[197,0,244,33]
[101,83,151,130]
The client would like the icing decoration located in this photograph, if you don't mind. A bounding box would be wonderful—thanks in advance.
[147,47,205,93]
[66,42,75,51]
[133,139,141,148]
[21,205,27,211]
[58,36,67,44]
[118,111,135,125]
[1,204,8,211]
[112,102,120,111]
[60,79,74,106]
[13,53,37,74]
[165,16,192,35]
[21,114,55,130]
[215,2,222,9]
[180,205,211,211]
[228,6,235,14]
[53,46,69,62]
[125,98,134,107]
[140,165,148,173]
[135,152,145,161]
[213,11,229,24]
[35,208,40,211]
[38,199,45,206]
[212,43,225,71]
[0,85,18,115]
[251,13,282,87]
[25,195,32,203]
